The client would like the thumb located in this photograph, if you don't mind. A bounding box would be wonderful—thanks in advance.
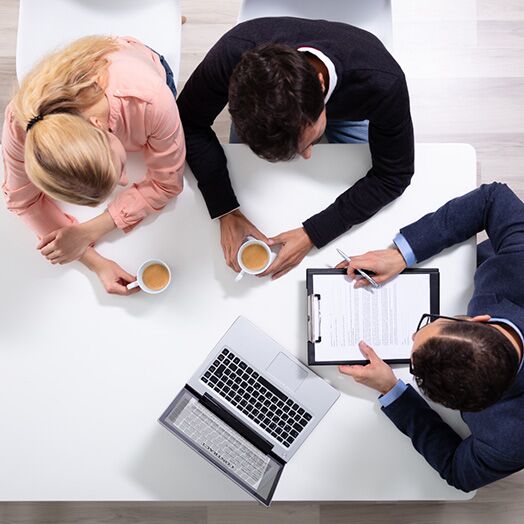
[120,269,136,283]
[250,227,270,244]
[37,232,56,249]
[339,365,358,377]
[269,233,286,246]
[359,340,378,362]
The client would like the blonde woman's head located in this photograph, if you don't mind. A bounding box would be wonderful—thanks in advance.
[12,35,121,206]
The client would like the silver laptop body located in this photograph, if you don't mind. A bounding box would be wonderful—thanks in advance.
[159,316,340,505]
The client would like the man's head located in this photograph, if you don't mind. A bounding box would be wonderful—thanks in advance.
[411,316,520,412]
[228,44,326,162]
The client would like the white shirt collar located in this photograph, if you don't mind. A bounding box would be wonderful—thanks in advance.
[297,47,338,103]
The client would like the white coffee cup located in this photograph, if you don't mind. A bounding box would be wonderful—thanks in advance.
[127,259,171,294]
[235,238,275,281]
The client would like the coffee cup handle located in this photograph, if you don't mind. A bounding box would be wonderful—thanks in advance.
[127,280,140,290]
[234,271,245,282]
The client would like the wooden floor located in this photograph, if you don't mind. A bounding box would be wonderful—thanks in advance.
[1,0,524,522]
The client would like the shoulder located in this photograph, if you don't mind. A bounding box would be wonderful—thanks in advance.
[466,391,524,465]
[2,102,26,157]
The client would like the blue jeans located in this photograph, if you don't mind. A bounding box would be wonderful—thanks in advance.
[324,118,369,144]
[150,48,177,98]
[229,118,369,144]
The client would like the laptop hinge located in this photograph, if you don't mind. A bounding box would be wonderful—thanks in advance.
[193,389,273,455]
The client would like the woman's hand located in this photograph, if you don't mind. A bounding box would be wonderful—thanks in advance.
[38,224,93,264]
[38,211,117,265]
[81,248,138,296]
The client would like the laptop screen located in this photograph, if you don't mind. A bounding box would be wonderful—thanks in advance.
[159,387,284,506]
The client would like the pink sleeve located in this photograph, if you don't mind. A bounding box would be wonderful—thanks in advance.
[1,105,76,238]
[107,85,185,232]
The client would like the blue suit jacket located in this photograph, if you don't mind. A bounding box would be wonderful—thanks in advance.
[383,182,524,491]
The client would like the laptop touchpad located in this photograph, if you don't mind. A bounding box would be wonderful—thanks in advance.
[266,353,307,392]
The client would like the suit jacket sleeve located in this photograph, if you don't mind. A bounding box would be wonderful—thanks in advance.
[383,385,523,491]
[302,76,415,247]
[177,36,251,219]
[400,182,524,262]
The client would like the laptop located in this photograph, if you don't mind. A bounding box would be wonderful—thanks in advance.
[159,316,340,506]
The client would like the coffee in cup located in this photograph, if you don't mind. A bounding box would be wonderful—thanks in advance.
[235,239,274,281]
[127,259,171,294]
[241,243,270,271]
[142,263,170,291]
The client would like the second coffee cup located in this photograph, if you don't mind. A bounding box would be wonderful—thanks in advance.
[127,259,171,294]
[235,239,274,281]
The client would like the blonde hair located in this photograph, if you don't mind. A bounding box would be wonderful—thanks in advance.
[12,35,121,206]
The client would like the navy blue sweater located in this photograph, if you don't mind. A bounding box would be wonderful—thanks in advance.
[383,183,524,491]
[177,17,414,248]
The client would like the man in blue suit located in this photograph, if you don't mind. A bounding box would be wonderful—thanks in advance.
[337,182,524,491]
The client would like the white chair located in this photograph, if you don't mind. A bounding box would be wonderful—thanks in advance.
[238,0,393,51]
[16,0,182,86]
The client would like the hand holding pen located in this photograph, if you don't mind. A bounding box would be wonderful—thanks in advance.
[335,248,407,288]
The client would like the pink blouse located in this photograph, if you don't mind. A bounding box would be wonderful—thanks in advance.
[1,36,185,237]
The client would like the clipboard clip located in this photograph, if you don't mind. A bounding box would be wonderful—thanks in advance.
[307,293,322,343]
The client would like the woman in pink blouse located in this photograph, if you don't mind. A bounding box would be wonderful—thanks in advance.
[2,35,185,295]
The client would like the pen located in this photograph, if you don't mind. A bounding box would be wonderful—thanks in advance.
[337,248,380,288]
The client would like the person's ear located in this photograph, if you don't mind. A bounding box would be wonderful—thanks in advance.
[317,72,325,93]
[88,115,106,130]
[469,314,492,323]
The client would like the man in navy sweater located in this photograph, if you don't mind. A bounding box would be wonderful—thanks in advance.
[177,17,414,279]
[338,182,524,491]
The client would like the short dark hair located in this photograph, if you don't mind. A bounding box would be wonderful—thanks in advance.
[412,321,519,412]
[228,43,325,162]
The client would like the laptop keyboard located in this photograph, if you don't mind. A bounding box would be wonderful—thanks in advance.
[171,397,269,489]
[201,348,313,448]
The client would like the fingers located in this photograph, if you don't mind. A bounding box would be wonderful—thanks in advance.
[348,253,376,271]
[40,241,57,257]
[250,226,270,245]
[107,275,138,296]
[271,264,294,280]
[358,340,378,362]
[107,281,131,296]
[229,244,241,272]
[258,249,285,277]
[269,233,286,246]
[222,242,241,273]
[353,273,388,289]
[115,268,138,294]
[338,365,363,379]
[36,232,56,250]
[120,269,136,283]
[335,260,349,270]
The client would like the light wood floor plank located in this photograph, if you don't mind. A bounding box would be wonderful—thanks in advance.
[320,501,524,524]
[478,0,524,21]
[207,502,319,524]
[0,502,207,524]
[478,20,524,48]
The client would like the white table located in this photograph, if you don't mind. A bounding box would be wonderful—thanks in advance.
[0,144,477,501]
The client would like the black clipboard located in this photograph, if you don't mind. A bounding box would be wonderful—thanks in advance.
[306,268,440,366]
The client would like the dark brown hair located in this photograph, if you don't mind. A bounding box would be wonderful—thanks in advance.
[412,321,519,412]
[228,43,325,161]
